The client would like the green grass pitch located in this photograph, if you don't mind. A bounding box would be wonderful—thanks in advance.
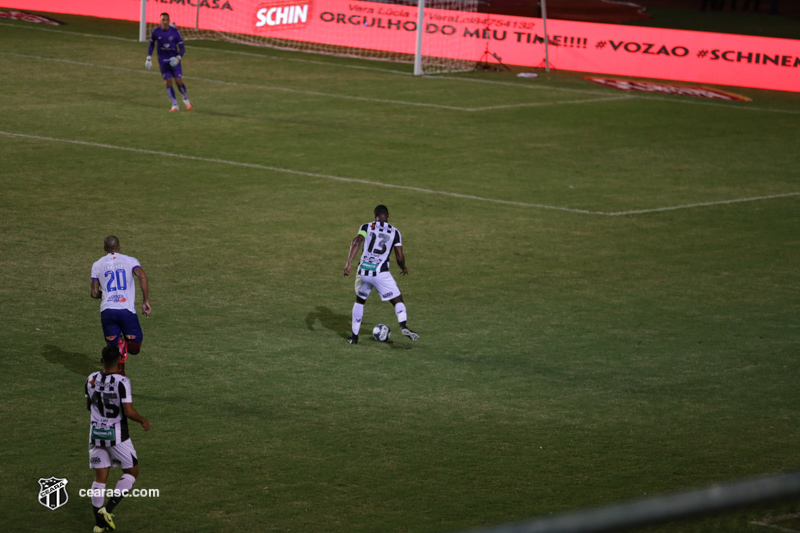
[0,11,799,533]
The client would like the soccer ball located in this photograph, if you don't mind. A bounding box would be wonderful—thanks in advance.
[372,324,391,342]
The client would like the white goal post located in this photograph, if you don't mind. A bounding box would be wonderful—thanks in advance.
[140,0,479,75]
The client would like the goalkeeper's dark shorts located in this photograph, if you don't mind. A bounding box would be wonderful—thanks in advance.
[159,59,183,81]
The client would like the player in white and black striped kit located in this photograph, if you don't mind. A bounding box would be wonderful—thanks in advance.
[343,205,419,344]
[85,345,150,532]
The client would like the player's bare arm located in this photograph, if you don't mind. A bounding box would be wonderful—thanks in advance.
[394,245,408,275]
[123,403,151,431]
[343,234,365,277]
[90,279,102,299]
[133,267,151,316]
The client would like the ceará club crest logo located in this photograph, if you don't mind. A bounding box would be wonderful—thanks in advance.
[38,477,69,510]
[255,0,311,30]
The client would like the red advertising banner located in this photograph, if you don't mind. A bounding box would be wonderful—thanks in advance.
[3,0,799,92]
[0,9,63,24]
[0,0,143,23]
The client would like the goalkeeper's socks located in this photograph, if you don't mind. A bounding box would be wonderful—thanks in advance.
[166,87,178,106]
[178,83,189,99]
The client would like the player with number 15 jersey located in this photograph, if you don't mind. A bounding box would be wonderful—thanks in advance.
[85,345,150,533]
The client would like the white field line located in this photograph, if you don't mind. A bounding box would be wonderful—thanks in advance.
[0,20,138,42]
[427,73,628,95]
[3,131,798,216]
[0,131,601,215]
[447,75,800,114]
[752,523,800,533]
[0,52,620,112]
[189,43,413,75]
[472,95,634,110]
[3,21,800,115]
[606,192,800,215]
[752,513,800,533]
[627,94,800,115]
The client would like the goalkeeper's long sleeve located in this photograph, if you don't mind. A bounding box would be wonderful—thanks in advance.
[149,27,185,60]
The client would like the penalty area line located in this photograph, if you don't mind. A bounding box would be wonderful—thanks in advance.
[2,131,797,216]
[0,131,600,215]
[472,94,634,111]
[605,192,800,215]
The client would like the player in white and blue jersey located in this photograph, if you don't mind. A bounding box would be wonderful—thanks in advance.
[343,205,419,344]
[146,12,192,112]
[91,235,151,375]
[86,345,150,533]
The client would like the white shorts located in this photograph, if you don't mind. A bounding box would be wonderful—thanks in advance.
[355,271,401,302]
[89,439,138,470]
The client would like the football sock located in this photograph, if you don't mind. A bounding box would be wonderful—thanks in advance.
[91,482,106,508]
[93,506,106,527]
[178,83,189,99]
[166,87,178,105]
[352,302,364,335]
[106,474,135,512]
[394,302,408,324]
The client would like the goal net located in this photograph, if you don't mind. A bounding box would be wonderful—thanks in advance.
[141,0,479,75]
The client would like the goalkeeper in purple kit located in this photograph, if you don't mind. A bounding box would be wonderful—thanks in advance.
[146,12,192,112]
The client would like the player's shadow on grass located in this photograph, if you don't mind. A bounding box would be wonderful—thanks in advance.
[42,344,98,376]
[385,339,412,350]
[305,306,351,339]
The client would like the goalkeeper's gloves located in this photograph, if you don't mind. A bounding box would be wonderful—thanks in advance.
[169,55,181,67]
[145,56,152,70]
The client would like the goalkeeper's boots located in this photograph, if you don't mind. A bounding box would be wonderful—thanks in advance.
[97,507,116,531]
[170,104,179,112]
[93,527,111,533]
[401,327,419,341]
[346,335,358,345]
[183,98,193,111]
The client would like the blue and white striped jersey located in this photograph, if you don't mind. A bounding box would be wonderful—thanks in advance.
[357,221,402,277]
[85,372,132,447]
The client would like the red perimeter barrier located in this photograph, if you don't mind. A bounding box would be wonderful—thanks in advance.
[3,0,799,92]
